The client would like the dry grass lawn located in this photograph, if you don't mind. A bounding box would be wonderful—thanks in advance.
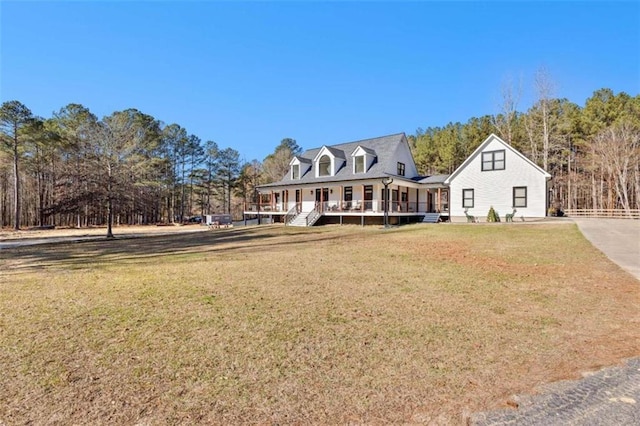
[1,223,639,424]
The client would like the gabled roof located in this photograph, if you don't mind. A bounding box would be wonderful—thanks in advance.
[352,145,377,156]
[444,134,552,184]
[418,174,450,184]
[291,155,311,164]
[312,145,347,163]
[259,133,413,188]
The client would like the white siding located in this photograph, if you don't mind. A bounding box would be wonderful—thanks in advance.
[449,138,548,219]
[392,138,419,178]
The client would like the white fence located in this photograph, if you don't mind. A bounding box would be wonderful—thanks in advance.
[565,209,640,219]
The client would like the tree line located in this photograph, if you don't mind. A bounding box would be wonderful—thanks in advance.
[1,82,638,231]
[0,102,291,232]
[409,83,640,215]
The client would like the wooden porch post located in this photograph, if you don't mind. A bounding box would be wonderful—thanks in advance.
[437,188,441,213]
[270,191,274,210]
[361,184,364,212]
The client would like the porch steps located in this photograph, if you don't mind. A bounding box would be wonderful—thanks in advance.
[288,211,312,227]
[288,215,307,226]
[288,210,322,227]
[421,213,441,223]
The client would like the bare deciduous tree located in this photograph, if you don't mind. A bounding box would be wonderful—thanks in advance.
[492,73,522,145]
[592,121,640,213]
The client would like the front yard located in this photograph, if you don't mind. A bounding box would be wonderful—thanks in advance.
[1,223,638,423]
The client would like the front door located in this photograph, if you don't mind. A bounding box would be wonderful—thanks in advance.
[344,186,353,210]
[364,185,373,210]
[430,191,437,213]
[315,188,329,207]
[392,189,399,211]
[440,189,449,213]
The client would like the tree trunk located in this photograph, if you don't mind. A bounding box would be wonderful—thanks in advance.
[12,131,20,230]
[107,167,114,238]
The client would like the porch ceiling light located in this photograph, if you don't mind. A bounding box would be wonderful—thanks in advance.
[382,176,394,186]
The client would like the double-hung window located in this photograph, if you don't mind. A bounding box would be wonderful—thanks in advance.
[513,186,527,207]
[481,150,505,171]
[462,189,474,208]
[397,162,405,176]
[291,164,300,180]
[354,156,365,173]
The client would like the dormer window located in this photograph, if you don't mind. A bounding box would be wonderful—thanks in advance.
[289,156,311,180]
[350,146,376,175]
[354,155,365,173]
[318,155,331,176]
[314,146,345,177]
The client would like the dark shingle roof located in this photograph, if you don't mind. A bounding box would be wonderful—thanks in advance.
[418,174,450,184]
[292,155,311,164]
[323,146,346,160]
[354,146,377,156]
[259,133,409,188]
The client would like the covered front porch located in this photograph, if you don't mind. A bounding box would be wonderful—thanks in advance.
[243,181,450,226]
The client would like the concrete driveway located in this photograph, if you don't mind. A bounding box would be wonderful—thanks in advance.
[573,218,640,281]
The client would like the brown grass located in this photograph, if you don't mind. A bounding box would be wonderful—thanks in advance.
[1,223,639,424]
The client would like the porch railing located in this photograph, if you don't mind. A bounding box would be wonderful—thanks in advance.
[306,203,322,226]
[245,200,450,214]
[319,200,448,214]
[284,204,300,226]
[244,203,283,212]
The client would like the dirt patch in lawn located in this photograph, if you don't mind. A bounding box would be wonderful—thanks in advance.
[1,223,639,424]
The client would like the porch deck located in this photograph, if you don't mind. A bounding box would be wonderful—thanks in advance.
[243,201,443,215]
[242,201,449,225]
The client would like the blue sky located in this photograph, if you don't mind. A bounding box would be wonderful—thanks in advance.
[1,1,639,161]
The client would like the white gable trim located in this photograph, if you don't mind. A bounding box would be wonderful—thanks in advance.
[312,146,335,163]
[351,146,375,157]
[445,134,551,184]
[313,146,345,178]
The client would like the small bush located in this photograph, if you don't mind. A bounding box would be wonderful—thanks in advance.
[487,206,500,222]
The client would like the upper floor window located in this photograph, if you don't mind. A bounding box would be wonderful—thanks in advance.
[291,164,300,180]
[354,156,365,173]
[318,155,331,176]
[397,162,405,176]
[482,150,505,171]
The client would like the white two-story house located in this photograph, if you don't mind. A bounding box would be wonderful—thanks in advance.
[244,133,550,226]
[445,134,551,220]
